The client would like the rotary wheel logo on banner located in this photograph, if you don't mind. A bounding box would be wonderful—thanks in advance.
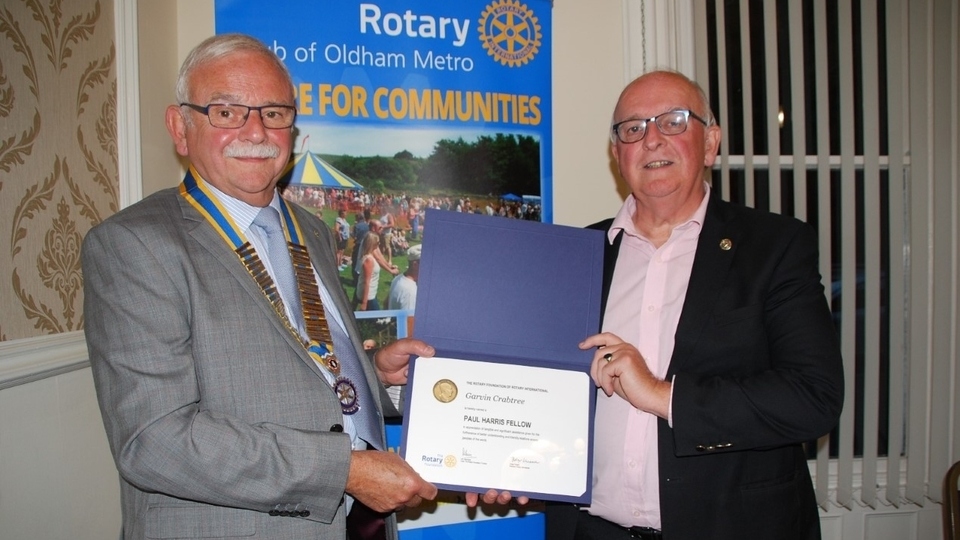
[478,0,542,67]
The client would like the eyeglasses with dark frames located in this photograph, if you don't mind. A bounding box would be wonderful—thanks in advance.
[180,103,297,129]
[611,109,710,144]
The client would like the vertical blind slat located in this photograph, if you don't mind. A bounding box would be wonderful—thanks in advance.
[763,0,781,214]
[926,0,960,502]
[883,0,908,509]
[715,0,731,201]
[859,0,882,510]
[949,0,960,485]
[836,0,858,510]
[693,0,710,101]
[738,0,755,206]
[788,0,807,223]
[812,0,838,509]
[904,0,932,506]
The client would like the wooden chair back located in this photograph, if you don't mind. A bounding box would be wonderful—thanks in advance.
[945,460,960,540]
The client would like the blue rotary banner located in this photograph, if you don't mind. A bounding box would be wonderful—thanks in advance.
[215,2,552,538]
[215,0,554,222]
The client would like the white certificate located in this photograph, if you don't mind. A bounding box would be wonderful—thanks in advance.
[401,356,592,502]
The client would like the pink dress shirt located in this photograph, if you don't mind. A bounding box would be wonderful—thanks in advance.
[585,186,711,529]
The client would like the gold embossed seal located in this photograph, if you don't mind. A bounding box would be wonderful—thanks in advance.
[433,379,458,403]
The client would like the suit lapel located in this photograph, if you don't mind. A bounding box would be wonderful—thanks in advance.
[667,197,740,377]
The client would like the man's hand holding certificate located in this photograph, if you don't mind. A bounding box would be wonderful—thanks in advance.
[400,210,604,504]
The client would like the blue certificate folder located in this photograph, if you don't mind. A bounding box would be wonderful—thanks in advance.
[400,209,604,504]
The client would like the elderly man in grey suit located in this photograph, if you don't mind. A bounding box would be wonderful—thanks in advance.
[82,33,515,540]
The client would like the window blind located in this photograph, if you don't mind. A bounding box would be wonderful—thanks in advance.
[635,0,958,513]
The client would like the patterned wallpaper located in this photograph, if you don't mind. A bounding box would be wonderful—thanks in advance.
[0,0,116,342]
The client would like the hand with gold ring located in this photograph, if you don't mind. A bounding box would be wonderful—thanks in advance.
[579,332,672,419]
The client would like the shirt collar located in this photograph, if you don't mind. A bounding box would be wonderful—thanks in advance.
[200,178,282,234]
[608,182,711,244]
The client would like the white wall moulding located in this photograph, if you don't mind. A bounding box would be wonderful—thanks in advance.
[0,332,90,390]
[115,0,143,208]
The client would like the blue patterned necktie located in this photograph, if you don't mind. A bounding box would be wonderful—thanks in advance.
[326,311,383,449]
[252,206,303,324]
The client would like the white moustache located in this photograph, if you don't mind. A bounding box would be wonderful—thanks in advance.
[223,142,281,159]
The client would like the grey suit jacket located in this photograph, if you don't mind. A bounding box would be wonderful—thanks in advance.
[83,186,397,540]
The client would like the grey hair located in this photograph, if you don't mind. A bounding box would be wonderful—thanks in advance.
[690,77,716,127]
[175,33,294,105]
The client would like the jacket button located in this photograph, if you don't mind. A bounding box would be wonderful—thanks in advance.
[330,423,344,432]
[269,509,280,516]
[695,445,706,452]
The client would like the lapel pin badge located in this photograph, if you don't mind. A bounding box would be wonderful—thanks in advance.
[719,238,733,251]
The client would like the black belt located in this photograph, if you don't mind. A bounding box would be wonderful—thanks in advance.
[626,526,663,540]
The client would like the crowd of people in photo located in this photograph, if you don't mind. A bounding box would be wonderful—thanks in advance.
[281,184,543,229]
[280,185,543,311]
